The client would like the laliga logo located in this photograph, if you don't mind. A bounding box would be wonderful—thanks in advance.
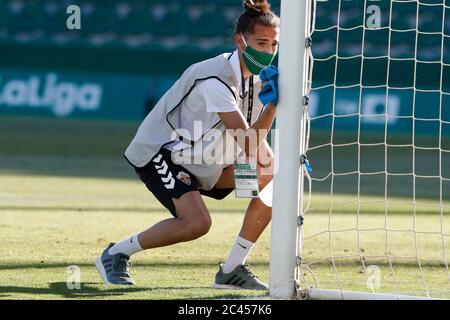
[0,73,103,117]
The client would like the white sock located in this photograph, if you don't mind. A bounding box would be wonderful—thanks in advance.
[108,235,143,257]
[222,236,254,274]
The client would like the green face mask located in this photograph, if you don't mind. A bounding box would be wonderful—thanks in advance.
[241,34,276,75]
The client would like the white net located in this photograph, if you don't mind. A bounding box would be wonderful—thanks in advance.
[298,0,450,299]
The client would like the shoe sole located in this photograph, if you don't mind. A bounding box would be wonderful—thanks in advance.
[212,283,244,290]
[212,282,268,291]
[95,256,111,285]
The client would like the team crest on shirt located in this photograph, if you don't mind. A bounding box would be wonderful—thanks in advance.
[176,171,191,185]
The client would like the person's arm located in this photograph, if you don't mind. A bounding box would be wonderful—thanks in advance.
[218,103,276,158]
[209,65,279,157]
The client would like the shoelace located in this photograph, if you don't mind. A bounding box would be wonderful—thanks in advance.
[240,265,258,279]
[114,255,132,276]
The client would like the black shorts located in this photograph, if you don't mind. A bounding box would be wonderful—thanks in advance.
[127,148,234,217]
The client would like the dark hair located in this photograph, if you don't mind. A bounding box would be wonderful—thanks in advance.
[236,0,280,35]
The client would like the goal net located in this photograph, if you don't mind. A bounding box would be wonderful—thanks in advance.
[271,0,450,300]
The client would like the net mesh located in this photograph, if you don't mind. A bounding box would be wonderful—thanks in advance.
[298,0,450,299]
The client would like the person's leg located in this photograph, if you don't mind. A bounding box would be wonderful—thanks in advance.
[110,189,211,254]
[97,149,212,285]
[137,190,212,249]
[96,190,211,286]
[213,163,272,239]
[220,164,272,274]
[215,141,274,244]
[237,166,272,243]
[212,149,274,290]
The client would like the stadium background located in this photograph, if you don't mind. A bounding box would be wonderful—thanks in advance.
[0,0,448,125]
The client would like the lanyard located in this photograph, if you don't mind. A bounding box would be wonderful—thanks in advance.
[241,74,254,126]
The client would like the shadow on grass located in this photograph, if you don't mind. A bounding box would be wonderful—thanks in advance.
[0,262,271,299]
[2,258,445,272]
[0,282,269,300]
[0,282,148,299]
[0,261,269,271]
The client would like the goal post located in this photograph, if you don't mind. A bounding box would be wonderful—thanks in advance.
[269,0,309,298]
[270,0,450,300]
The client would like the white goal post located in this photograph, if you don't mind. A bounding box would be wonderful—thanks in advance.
[269,0,309,298]
[270,0,450,300]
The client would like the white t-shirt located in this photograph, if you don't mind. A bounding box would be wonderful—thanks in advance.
[165,50,260,152]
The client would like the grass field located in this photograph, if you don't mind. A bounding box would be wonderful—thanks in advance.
[0,116,449,299]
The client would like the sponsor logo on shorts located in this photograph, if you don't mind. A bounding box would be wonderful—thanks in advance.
[176,171,191,186]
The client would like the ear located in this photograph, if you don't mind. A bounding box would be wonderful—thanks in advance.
[234,33,245,52]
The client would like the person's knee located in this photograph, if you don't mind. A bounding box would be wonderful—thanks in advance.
[183,212,212,239]
[173,191,211,239]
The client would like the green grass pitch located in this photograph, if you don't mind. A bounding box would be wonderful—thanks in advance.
[0,116,448,299]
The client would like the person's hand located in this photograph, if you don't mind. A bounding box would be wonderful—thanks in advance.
[258,65,279,107]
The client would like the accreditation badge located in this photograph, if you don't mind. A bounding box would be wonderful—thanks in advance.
[233,157,259,198]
